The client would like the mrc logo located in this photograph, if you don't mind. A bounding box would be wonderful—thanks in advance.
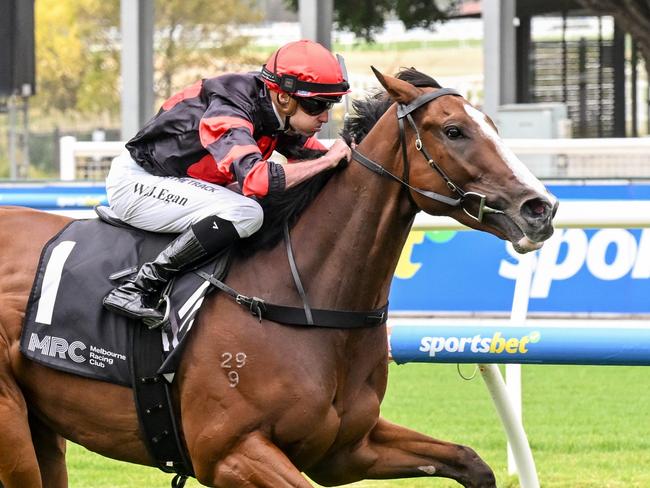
[27,333,87,363]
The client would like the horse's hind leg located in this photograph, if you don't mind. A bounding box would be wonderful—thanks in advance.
[0,369,42,487]
[30,413,67,488]
[309,417,496,488]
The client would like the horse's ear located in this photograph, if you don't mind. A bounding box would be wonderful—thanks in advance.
[371,66,420,104]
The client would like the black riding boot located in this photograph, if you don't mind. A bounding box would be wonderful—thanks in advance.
[103,215,239,326]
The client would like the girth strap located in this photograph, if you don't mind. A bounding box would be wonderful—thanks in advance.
[131,323,194,480]
[194,270,388,329]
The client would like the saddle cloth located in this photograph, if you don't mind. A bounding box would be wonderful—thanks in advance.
[20,217,222,386]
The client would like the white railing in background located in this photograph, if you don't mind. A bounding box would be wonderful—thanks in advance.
[506,137,650,154]
[506,138,650,178]
[414,200,650,230]
[59,136,650,181]
[59,136,124,181]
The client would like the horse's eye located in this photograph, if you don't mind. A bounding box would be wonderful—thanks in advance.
[445,126,462,139]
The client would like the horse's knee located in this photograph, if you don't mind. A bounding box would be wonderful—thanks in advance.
[210,453,247,487]
[193,433,312,488]
[204,449,271,487]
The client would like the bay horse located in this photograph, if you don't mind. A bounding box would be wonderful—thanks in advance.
[0,68,557,487]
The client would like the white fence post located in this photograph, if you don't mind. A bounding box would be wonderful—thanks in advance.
[479,363,539,488]
[506,251,536,475]
[59,136,77,181]
[478,249,538,486]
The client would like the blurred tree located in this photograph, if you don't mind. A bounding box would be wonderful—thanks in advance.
[155,0,262,100]
[576,1,650,80]
[284,0,460,42]
[33,0,262,119]
[34,0,120,117]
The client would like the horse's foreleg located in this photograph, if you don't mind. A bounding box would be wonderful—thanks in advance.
[29,413,67,488]
[309,417,495,488]
[196,432,312,488]
[0,373,42,487]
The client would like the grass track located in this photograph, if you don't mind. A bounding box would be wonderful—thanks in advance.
[67,363,650,487]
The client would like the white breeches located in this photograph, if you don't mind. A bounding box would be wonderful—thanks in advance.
[105,151,263,238]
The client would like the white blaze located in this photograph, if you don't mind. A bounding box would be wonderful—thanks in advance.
[463,104,550,196]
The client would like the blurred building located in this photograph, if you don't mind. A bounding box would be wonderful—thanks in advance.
[455,0,647,138]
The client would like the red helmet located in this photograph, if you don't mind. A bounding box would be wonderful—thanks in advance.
[261,40,350,98]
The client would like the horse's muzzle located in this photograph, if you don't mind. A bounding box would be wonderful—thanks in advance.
[519,196,558,243]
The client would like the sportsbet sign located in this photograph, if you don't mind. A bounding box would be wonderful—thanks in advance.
[388,325,650,365]
[389,184,650,315]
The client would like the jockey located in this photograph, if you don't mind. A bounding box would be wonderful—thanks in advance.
[103,39,352,326]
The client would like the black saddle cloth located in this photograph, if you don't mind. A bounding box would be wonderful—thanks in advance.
[20,217,222,386]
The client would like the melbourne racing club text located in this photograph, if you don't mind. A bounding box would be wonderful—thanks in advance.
[27,333,127,369]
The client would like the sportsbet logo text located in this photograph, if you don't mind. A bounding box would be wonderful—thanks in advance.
[419,331,541,357]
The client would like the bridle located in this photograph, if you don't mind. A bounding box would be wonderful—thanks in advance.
[351,87,504,223]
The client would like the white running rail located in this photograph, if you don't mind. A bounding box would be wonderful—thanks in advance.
[60,136,650,180]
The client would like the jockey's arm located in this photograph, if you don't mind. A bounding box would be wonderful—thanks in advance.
[283,138,351,189]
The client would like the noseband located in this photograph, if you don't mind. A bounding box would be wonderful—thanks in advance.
[351,87,504,223]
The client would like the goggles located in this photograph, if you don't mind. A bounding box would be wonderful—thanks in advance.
[294,96,340,116]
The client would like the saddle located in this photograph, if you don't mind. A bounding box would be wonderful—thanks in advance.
[21,206,228,385]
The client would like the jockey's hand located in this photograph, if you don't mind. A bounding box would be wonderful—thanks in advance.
[325,138,352,168]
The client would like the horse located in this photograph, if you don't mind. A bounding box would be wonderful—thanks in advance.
[0,67,557,488]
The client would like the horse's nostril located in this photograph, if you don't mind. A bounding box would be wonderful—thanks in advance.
[522,197,550,220]
[530,201,546,216]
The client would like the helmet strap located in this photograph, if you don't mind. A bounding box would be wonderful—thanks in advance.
[284,115,294,133]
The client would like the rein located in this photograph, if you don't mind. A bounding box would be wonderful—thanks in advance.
[352,87,504,223]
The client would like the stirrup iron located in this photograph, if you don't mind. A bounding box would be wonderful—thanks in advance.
[143,295,171,330]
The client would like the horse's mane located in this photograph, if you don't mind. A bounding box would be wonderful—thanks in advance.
[237,68,441,257]
[237,147,336,256]
[341,68,442,146]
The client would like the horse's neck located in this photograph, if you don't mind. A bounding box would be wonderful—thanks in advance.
[286,118,415,311]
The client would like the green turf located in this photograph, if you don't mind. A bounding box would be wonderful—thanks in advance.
[65,363,650,487]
